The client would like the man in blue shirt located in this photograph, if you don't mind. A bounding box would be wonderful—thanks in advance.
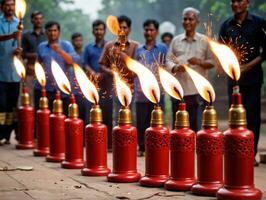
[83,19,106,125]
[134,19,168,156]
[84,20,106,77]
[71,32,90,126]
[35,21,78,115]
[71,32,84,67]
[0,0,22,144]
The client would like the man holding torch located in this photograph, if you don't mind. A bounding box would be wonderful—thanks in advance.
[99,15,139,151]
[0,0,22,144]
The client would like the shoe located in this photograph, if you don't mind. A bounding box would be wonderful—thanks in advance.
[254,159,259,167]
[137,151,144,157]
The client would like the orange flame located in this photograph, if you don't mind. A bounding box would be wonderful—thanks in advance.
[124,56,160,104]
[209,39,240,81]
[184,65,215,103]
[114,72,132,107]
[15,0,27,19]
[73,64,99,104]
[51,59,71,95]
[34,62,46,87]
[13,55,26,80]
[106,15,120,35]
[159,67,183,100]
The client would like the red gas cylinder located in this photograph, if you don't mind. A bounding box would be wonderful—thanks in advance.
[165,103,196,191]
[16,87,35,149]
[61,95,84,169]
[139,106,169,187]
[191,105,223,196]
[33,89,50,156]
[217,87,262,200]
[46,92,65,162]
[108,107,141,182]
[81,104,110,176]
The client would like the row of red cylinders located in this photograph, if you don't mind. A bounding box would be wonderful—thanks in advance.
[15,90,261,199]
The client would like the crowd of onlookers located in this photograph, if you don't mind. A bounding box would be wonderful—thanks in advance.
[0,0,265,165]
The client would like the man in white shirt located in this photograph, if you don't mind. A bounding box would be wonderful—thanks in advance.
[166,7,214,131]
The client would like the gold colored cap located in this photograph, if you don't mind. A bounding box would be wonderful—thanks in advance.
[68,95,79,118]
[21,87,30,106]
[118,106,132,124]
[228,87,246,127]
[150,105,164,126]
[39,96,48,109]
[202,105,218,128]
[175,103,190,128]
[90,104,102,123]
[53,92,63,113]
[39,89,48,109]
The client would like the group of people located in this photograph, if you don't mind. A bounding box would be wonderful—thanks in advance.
[0,0,265,165]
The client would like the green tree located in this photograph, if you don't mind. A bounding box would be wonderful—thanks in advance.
[22,0,91,42]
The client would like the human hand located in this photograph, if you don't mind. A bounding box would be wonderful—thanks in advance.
[50,43,61,53]
[12,31,22,40]
[172,65,185,73]
[13,47,23,55]
[188,57,202,66]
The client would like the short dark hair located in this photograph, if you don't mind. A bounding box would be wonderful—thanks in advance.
[30,11,43,19]
[118,15,132,27]
[92,19,106,30]
[143,19,159,30]
[1,0,15,6]
[45,21,60,31]
[71,32,83,40]
[161,32,174,40]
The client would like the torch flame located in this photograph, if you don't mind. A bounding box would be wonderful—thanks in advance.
[106,15,120,35]
[73,64,99,104]
[124,56,160,104]
[209,39,240,81]
[159,67,183,100]
[34,62,46,87]
[13,55,26,80]
[15,0,27,19]
[51,59,71,95]
[114,72,132,107]
[184,65,215,103]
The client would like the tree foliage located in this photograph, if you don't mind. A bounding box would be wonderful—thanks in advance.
[22,0,91,42]
[99,0,266,41]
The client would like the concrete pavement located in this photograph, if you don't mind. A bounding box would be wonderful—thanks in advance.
[1,129,266,200]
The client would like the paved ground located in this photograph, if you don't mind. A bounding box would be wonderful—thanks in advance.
[1,122,266,200]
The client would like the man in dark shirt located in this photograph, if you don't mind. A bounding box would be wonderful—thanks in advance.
[219,0,266,166]
[99,15,138,151]
[22,11,47,106]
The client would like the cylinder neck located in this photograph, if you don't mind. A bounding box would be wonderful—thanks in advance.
[21,86,30,106]
[202,105,218,128]
[90,104,102,123]
[229,86,246,127]
[39,88,48,109]
[175,102,190,128]
[68,94,79,118]
[53,91,63,114]
[150,105,164,127]
[118,106,132,124]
